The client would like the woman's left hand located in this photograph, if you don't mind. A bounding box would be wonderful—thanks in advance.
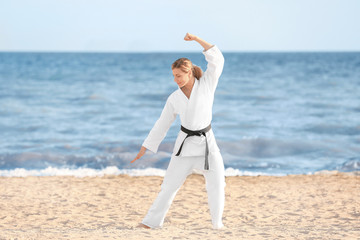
[184,33,198,41]
[183,33,212,51]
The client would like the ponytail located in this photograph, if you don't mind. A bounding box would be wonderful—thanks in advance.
[192,65,203,80]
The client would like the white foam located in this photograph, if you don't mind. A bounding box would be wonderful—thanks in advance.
[0,166,166,178]
[0,166,286,177]
[224,167,285,177]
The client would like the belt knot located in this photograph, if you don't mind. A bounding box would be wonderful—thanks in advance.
[175,124,211,170]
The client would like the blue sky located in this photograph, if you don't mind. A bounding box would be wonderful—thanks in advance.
[1,0,359,52]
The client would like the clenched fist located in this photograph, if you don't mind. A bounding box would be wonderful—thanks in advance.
[184,33,198,41]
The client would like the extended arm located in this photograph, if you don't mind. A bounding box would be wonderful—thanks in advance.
[131,96,177,163]
[184,33,214,51]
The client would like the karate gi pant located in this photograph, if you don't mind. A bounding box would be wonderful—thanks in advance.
[142,151,226,229]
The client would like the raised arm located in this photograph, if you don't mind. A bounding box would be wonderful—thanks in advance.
[184,33,214,51]
[185,33,224,93]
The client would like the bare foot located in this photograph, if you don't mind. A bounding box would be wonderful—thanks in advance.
[138,223,151,229]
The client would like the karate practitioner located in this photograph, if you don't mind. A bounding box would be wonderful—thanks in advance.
[131,33,225,229]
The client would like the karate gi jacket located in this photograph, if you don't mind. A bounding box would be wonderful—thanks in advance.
[142,45,224,157]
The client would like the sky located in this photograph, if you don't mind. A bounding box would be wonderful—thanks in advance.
[1,0,360,52]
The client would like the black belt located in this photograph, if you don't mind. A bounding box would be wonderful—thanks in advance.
[175,124,212,170]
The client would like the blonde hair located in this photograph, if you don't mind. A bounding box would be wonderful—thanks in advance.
[172,58,203,80]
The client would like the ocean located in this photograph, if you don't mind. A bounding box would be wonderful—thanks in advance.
[0,51,359,177]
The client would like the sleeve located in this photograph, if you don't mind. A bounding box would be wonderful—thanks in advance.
[142,96,177,153]
[202,45,225,93]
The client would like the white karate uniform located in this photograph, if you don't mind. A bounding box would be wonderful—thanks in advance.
[141,45,226,229]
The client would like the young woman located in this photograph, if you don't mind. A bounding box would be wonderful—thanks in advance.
[131,33,225,229]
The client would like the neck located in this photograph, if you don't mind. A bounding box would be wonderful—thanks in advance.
[181,76,195,91]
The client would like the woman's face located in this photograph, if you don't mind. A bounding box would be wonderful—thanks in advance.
[172,68,191,88]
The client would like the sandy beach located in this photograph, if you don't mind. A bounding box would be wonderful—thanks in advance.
[0,172,359,239]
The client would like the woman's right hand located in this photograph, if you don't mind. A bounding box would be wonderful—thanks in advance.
[131,146,147,163]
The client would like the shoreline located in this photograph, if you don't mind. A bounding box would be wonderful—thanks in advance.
[0,173,359,239]
[0,165,359,178]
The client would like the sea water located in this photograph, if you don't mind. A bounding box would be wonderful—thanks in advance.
[0,51,359,177]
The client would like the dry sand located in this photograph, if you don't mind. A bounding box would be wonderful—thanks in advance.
[0,172,359,239]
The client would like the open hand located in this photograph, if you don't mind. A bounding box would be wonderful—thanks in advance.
[131,146,147,163]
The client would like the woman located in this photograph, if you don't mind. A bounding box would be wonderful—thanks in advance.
[131,33,225,229]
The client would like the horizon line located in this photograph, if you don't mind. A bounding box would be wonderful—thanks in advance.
[1,49,360,54]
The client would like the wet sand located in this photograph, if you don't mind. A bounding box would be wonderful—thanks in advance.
[0,172,359,239]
